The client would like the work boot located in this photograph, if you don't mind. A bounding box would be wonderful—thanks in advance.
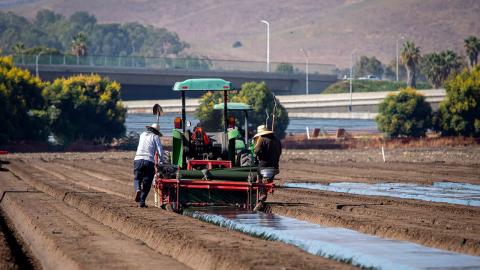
[138,203,148,208]
[134,190,141,202]
[253,201,265,212]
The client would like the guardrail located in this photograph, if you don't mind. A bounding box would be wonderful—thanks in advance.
[11,54,337,75]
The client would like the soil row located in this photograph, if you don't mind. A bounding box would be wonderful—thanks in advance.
[6,160,355,270]
[0,169,192,270]
[277,159,480,185]
[0,211,22,270]
[25,157,480,256]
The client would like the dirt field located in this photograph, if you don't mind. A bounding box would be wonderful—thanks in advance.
[0,152,356,270]
[1,146,479,268]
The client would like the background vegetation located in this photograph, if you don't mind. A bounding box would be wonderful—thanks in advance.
[421,50,463,89]
[43,74,126,144]
[434,66,480,137]
[375,87,432,138]
[196,82,289,139]
[0,10,188,57]
[0,56,126,145]
[323,80,431,94]
[0,56,49,144]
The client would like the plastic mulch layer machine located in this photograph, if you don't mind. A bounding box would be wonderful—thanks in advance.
[153,78,275,212]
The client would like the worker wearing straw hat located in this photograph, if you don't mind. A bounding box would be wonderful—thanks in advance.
[133,123,166,208]
[253,125,282,211]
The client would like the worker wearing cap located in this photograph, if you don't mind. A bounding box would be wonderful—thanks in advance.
[253,125,282,211]
[133,123,166,207]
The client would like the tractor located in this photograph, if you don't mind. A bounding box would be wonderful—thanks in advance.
[153,78,275,212]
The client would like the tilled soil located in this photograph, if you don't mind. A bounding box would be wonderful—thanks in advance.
[0,169,191,270]
[2,146,479,267]
[2,159,355,270]
[277,159,480,185]
[0,213,20,270]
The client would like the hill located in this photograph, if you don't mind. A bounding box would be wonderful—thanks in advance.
[2,0,480,67]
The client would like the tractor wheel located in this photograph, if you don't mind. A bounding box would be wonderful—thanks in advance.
[240,151,253,167]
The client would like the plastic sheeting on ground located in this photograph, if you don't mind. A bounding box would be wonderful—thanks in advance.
[185,208,480,270]
[284,182,480,207]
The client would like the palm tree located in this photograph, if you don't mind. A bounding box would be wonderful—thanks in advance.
[401,41,421,88]
[464,36,480,69]
[11,42,25,64]
[421,50,462,88]
[71,32,88,64]
[441,50,462,75]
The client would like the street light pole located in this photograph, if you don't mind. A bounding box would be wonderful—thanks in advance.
[396,36,404,82]
[396,39,399,82]
[35,52,44,78]
[260,20,270,72]
[300,49,309,95]
[349,51,355,112]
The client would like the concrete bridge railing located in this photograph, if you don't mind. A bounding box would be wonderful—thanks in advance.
[13,54,336,76]
[124,89,446,120]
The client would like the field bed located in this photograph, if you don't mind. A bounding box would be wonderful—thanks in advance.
[2,159,354,270]
[1,146,479,268]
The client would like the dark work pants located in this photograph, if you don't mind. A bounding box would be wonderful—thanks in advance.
[133,159,155,204]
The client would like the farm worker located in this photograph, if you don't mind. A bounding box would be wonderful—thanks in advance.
[252,125,282,211]
[133,123,166,208]
[191,122,209,145]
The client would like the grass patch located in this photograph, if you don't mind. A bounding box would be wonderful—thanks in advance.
[323,80,431,94]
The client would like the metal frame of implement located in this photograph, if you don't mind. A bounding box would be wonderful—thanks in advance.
[154,178,274,210]
[153,79,275,210]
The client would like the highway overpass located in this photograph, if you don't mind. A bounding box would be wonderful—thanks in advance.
[124,89,446,119]
[16,55,337,99]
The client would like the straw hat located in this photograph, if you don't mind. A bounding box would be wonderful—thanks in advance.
[253,125,273,138]
[146,123,162,136]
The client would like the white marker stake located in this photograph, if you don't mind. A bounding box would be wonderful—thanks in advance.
[306,126,310,140]
[381,146,386,163]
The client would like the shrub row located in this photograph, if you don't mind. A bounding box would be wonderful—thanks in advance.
[0,56,126,145]
[376,66,480,138]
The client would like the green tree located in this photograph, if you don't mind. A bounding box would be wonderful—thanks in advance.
[1,9,190,59]
[0,56,48,144]
[0,11,61,52]
[11,42,25,54]
[375,87,432,138]
[196,82,289,139]
[354,56,384,78]
[275,63,294,74]
[434,66,480,137]
[464,36,480,69]
[232,82,289,139]
[196,91,232,132]
[384,58,407,81]
[24,46,61,55]
[232,41,242,48]
[71,32,88,56]
[401,41,421,88]
[43,74,126,144]
[421,50,462,88]
[69,11,97,30]
[11,42,25,63]
[34,9,63,29]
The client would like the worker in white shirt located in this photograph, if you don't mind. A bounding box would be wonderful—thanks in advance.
[133,123,166,207]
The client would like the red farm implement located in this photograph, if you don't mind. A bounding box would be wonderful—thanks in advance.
[150,78,277,212]
[153,160,274,211]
